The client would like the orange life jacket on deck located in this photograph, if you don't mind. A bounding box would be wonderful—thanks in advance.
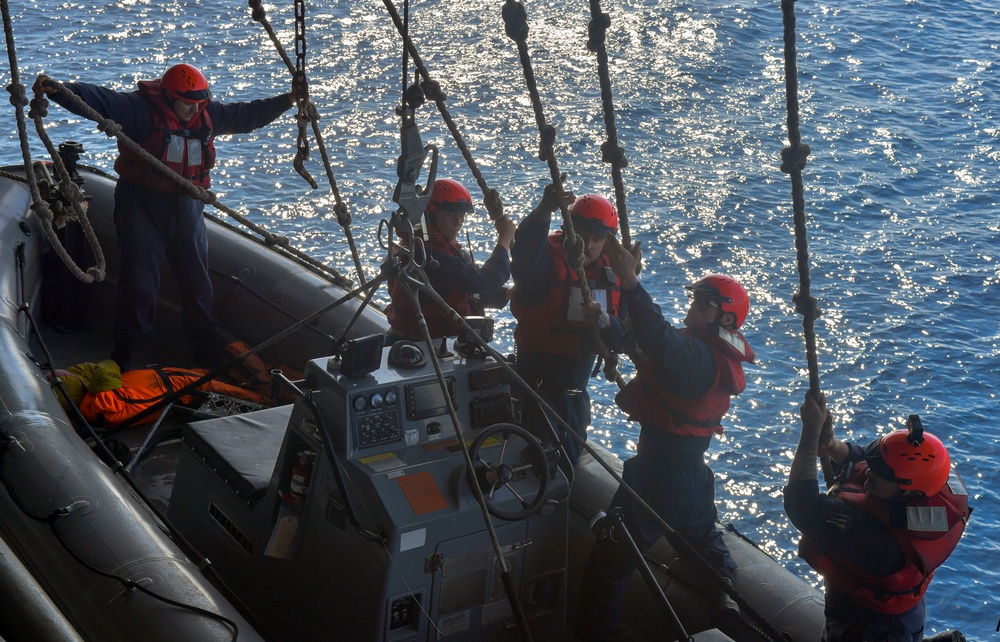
[115,79,216,191]
[79,366,266,426]
[799,461,971,614]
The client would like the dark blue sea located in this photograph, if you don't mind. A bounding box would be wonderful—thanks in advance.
[3,0,997,637]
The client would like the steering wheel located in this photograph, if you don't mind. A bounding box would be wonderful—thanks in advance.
[468,423,550,521]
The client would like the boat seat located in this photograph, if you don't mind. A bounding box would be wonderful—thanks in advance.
[182,404,292,508]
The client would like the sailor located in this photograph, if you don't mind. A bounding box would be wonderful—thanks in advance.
[785,391,971,642]
[385,178,515,343]
[510,183,629,466]
[34,64,297,372]
[575,236,753,640]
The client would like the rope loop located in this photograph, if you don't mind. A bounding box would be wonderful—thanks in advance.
[502,0,529,44]
[780,143,811,174]
[587,12,610,53]
[600,140,627,167]
[538,123,556,162]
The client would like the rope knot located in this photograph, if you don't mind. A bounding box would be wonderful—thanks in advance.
[7,83,28,107]
[600,140,627,167]
[562,228,585,270]
[8,83,28,109]
[502,0,529,43]
[30,200,54,223]
[334,201,351,226]
[61,180,86,206]
[248,0,267,22]
[86,265,106,282]
[193,187,214,204]
[538,124,556,162]
[264,233,290,249]
[404,84,426,110]
[780,143,811,174]
[484,188,504,221]
[98,121,123,139]
[587,13,611,53]
[792,291,821,320]
[421,79,447,103]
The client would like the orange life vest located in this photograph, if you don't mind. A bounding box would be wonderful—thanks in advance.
[79,366,266,426]
[386,232,473,338]
[115,79,216,191]
[511,232,621,358]
[614,325,754,437]
[799,461,971,614]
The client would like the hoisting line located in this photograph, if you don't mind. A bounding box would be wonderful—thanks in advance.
[502,0,624,389]
[247,0,368,285]
[779,0,834,486]
[382,0,506,224]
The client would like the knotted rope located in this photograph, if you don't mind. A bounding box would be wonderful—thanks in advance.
[780,0,833,486]
[247,0,368,285]
[502,0,623,389]
[35,76,353,288]
[586,0,630,248]
[3,5,105,284]
[382,0,506,223]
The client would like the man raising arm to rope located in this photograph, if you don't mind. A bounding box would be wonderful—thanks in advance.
[34,64,296,372]
[576,235,754,640]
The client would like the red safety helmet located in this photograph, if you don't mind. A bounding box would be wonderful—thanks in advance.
[161,63,211,103]
[570,194,618,237]
[685,274,750,328]
[864,415,951,496]
[427,179,474,215]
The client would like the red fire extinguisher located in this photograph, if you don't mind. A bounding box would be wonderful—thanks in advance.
[286,450,314,506]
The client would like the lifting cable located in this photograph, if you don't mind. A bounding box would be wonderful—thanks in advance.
[779,0,834,486]
[583,0,635,385]
[585,0,630,249]
[247,0,368,286]
[382,0,505,223]
[501,0,624,388]
[2,0,106,285]
[383,4,533,640]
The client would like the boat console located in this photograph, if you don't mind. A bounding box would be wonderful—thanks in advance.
[168,338,568,641]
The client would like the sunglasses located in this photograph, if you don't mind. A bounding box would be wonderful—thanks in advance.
[175,88,212,102]
[431,200,474,214]
[687,292,720,309]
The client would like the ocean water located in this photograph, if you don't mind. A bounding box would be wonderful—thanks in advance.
[2,0,997,638]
